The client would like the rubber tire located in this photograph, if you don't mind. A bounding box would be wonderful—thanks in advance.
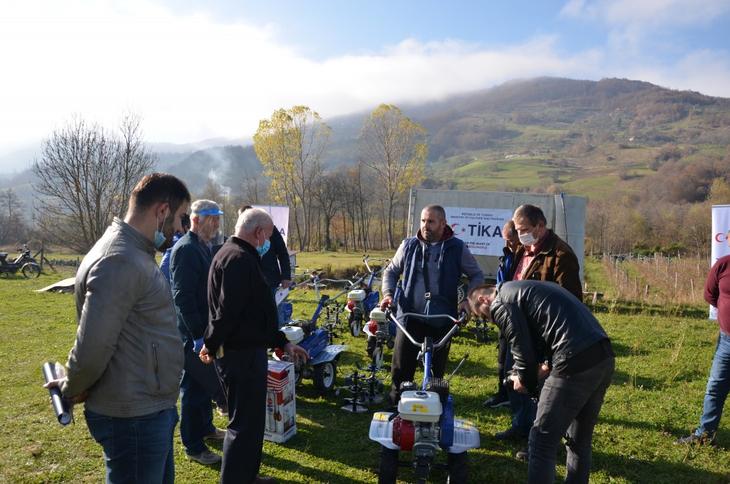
[313,361,336,392]
[447,452,468,484]
[415,455,431,484]
[350,313,362,337]
[378,446,399,484]
[21,263,41,278]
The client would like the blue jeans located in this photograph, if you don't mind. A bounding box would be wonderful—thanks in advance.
[505,351,537,436]
[528,356,614,484]
[85,407,178,484]
[180,357,216,455]
[696,332,730,436]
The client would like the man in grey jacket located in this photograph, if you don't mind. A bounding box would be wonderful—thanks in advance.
[469,281,614,484]
[380,205,484,404]
[46,173,191,483]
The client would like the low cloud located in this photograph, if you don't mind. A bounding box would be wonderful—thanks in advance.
[0,0,728,160]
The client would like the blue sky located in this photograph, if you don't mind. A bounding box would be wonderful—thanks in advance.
[1,0,729,169]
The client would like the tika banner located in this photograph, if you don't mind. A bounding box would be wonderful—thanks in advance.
[444,207,513,256]
[710,204,730,319]
[254,205,290,247]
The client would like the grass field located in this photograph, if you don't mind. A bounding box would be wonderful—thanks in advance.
[1,257,730,483]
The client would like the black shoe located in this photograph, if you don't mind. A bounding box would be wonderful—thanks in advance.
[483,393,510,408]
[675,432,716,446]
[495,427,528,441]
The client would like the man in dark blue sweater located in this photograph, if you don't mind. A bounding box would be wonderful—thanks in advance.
[170,199,227,465]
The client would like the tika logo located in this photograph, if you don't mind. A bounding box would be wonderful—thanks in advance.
[714,231,730,243]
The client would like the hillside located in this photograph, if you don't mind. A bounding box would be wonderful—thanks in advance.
[154,76,730,200]
[4,76,730,220]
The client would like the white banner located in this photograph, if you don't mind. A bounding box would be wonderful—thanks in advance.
[710,205,730,319]
[254,205,290,247]
[444,207,513,256]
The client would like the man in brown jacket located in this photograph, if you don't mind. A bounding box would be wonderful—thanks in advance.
[511,204,582,301]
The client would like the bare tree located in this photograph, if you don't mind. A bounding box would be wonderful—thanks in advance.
[33,116,155,252]
[312,171,345,250]
[0,188,27,244]
[359,104,427,249]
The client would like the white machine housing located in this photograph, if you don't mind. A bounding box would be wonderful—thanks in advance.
[398,391,442,423]
[347,289,366,301]
[369,307,387,323]
[281,326,304,345]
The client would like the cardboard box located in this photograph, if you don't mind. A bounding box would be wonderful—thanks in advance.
[264,360,296,443]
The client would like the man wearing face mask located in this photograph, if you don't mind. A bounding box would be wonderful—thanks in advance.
[511,204,582,301]
[199,208,308,484]
[170,200,227,465]
[44,173,191,483]
[380,204,484,405]
[507,203,582,461]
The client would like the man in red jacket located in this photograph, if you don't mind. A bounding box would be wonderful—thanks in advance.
[676,252,730,445]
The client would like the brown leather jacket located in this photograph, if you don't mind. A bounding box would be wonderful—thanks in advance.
[513,230,583,301]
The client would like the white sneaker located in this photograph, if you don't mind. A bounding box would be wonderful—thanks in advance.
[187,449,222,465]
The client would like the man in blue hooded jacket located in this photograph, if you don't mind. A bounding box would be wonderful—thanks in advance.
[380,204,483,404]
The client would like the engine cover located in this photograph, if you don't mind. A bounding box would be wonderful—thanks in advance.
[369,307,387,322]
[398,391,442,423]
[347,289,366,301]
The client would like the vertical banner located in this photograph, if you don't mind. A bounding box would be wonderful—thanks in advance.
[254,205,290,247]
[710,204,730,319]
[444,207,513,256]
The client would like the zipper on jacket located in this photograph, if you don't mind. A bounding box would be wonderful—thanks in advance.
[152,343,161,391]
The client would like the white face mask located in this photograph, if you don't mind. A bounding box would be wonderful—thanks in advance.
[519,232,537,246]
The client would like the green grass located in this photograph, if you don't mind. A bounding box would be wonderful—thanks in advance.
[1,260,730,482]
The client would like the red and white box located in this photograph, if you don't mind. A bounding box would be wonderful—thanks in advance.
[264,360,296,443]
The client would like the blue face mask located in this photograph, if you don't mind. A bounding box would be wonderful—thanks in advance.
[154,229,167,249]
[257,239,271,257]
[154,211,170,251]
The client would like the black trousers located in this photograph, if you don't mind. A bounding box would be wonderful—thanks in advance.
[215,347,268,484]
[389,320,452,403]
[496,333,508,395]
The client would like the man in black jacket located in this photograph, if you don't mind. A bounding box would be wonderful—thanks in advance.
[238,205,291,327]
[469,281,614,484]
[200,208,308,484]
[170,199,227,464]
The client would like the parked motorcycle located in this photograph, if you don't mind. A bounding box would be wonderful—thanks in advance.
[0,245,41,278]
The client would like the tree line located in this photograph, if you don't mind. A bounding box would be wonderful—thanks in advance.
[7,106,728,257]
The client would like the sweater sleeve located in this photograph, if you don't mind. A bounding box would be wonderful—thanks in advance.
[461,245,484,292]
[382,240,407,297]
[205,256,249,355]
[705,259,722,307]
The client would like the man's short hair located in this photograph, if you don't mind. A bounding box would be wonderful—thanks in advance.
[513,204,547,226]
[191,199,224,219]
[235,207,272,236]
[422,204,446,220]
[130,173,191,214]
[502,219,516,237]
[237,205,253,216]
